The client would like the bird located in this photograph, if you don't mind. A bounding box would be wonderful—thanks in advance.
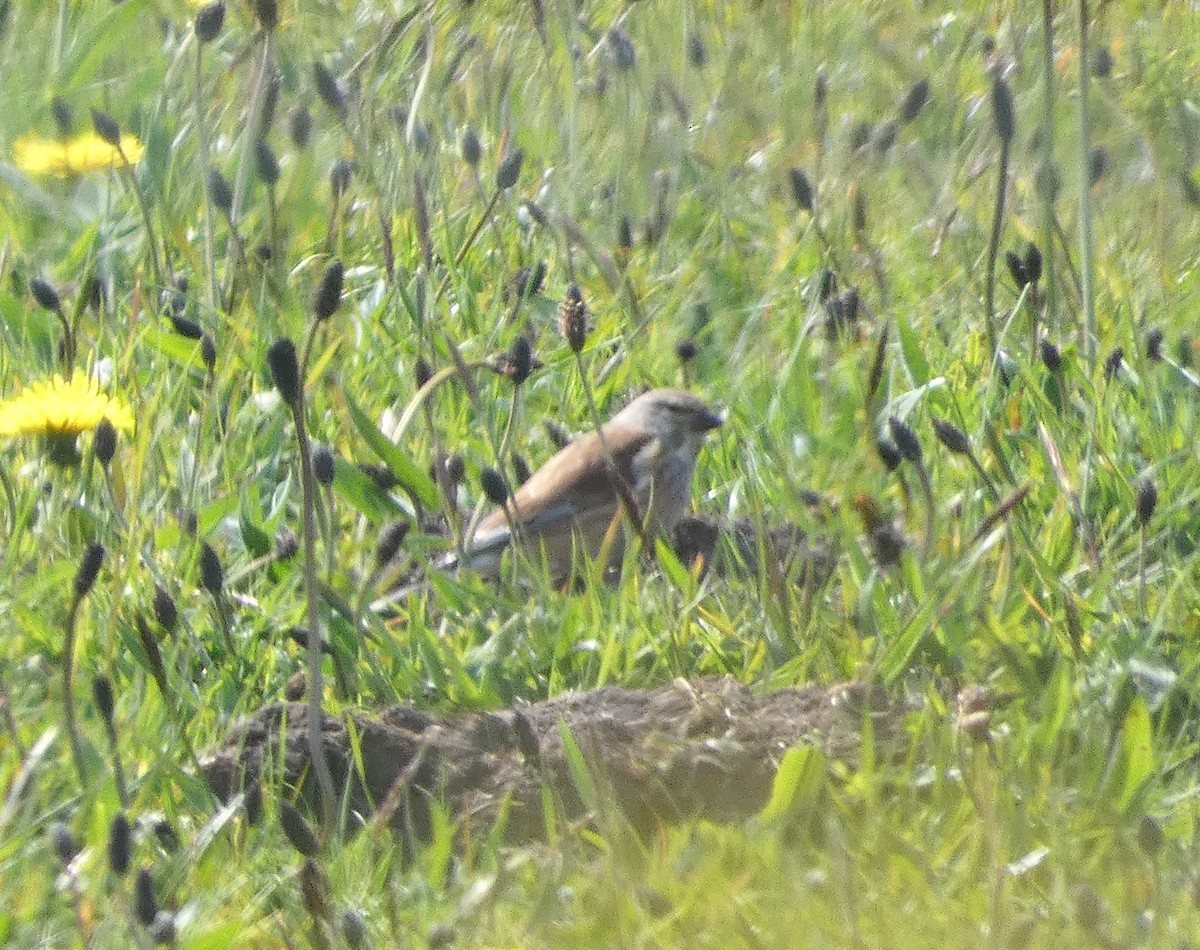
[375,388,722,605]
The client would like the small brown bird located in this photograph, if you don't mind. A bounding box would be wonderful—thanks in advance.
[461,388,723,580]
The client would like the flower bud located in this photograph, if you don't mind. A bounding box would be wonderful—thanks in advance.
[267,337,302,406]
[74,542,105,598]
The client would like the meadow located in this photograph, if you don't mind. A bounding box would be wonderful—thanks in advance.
[2,0,1200,946]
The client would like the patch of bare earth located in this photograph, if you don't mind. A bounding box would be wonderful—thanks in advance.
[204,677,904,845]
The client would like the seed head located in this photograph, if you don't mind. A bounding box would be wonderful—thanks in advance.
[312,62,346,115]
[330,158,352,198]
[1005,250,1029,288]
[1103,346,1124,382]
[1040,339,1062,372]
[414,356,433,390]
[932,418,971,456]
[74,542,106,599]
[505,335,533,386]
[558,283,589,353]
[90,108,121,148]
[1136,476,1158,526]
[207,167,233,216]
[312,259,344,321]
[93,418,118,466]
[171,315,203,339]
[92,673,116,727]
[788,168,814,213]
[199,542,224,595]
[31,276,62,312]
[480,467,510,507]
[312,446,335,487]
[254,139,280,185]
[1088,145,1108,187]
[687,33,707,68]
[461,127,481,167]
[194,1,225,42]
[900,77,930,123]
[289,104,313,148]
[254,0,277,30]
[990,76,1015,146]
[108,812,132,877]
[267,337,302,406]
[201,333,217,373]
[300,858,332,920]
[152,585,178,634]
[813,65,828,110]
[675,338,699,363]
[1023,243,1043,284]
[375,520,409,567]
[135,867,158,927]
[280,800,320,856]
[341,909,368,949]
[49,822,79,865]
[496,149,524,190]
[512,453,532,485]
[887,416,923,464]
[1136,814,1165,857]
[1146,327,1164,363]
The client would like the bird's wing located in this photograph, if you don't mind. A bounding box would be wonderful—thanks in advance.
[471,425,657,550]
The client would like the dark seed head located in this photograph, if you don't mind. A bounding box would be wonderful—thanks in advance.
[199,542,224,596]
[74,542,105,599]
[460,127,481,167]
[997,350,1018,387]
[135,867,158,927]
[171,315,203,339]
[675,338,699,363]
[359,462,398,491]
[289,104,313,149]
[608,27,635,69]
[207,167,233,216]
[813,65,828,110]
[414,356,433,390]
[279,800,320,856]
[194,0,225,42]
[875,437,903,472]
[152,585,177,635]
[341,909,367,949]
[90,108,121,148]
[1005,250,1028,288]
[267,337,302,406]
[900,77,930,123]
[887,417,923,464]
[312,259,344,321]
[1040,339,1062,372]
[375,520,410,567]
[31,276,63,312]
[108,812,132,877]
[511,453,532,486]
[1146,327,1164,363]
[1088,145,1108,187]
[788,167,814,213]
[275,527,299,560]
[1103,346,1124,381]
[990,77,1015,145]
[135,615,167,690]
[687,32,706,68]
[254,0,277,30]
[93,418,117,466]
[49,822,79,865]
[496,148,524,190]
[92,673,116,727]
[254,139,280,185]
[617,216,633,252]
[480,467,510,507]
[873,119,899,154]
[506,335,533,386]
[444,453,465,486]
[932,418,971,456]
[1023,243,1042,284]
[312,445,335,487]
[558,283,589,353]
[1092,46,1114,78]
[330,158,352,198]
[849,120,871,152]
[300,858,332,920]
[200,333,217,373]
[1136,476,1158,526]
[869,522,907,568]
[312,62,346,115]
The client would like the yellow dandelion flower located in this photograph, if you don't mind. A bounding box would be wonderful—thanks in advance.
[0,374,134,438]
[13,131,145,178]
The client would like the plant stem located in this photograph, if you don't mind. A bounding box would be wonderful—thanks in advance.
[62,597,88,790]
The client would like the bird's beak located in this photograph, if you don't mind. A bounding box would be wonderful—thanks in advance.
[698,407,724,432]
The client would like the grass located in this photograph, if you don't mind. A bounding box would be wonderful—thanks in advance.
[2,0,1200,946]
